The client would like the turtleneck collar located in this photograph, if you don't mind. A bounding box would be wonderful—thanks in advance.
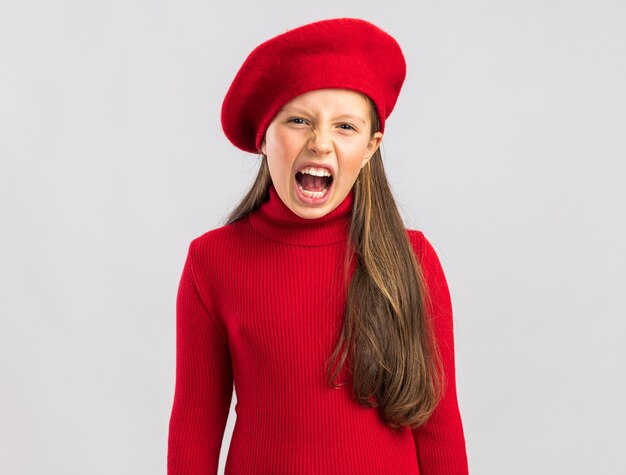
[248,185,354,246]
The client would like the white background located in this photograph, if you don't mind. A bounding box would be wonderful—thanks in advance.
[1,1,625,473]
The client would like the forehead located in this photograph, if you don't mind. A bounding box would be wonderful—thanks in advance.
[279,88,371,115]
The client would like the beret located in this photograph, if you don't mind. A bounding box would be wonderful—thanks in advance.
[220,18,406,154]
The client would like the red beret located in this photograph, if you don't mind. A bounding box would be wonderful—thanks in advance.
[221,18,406,154]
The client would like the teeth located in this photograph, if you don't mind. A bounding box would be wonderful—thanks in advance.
[297,182,329,199]
[298,166,332,177]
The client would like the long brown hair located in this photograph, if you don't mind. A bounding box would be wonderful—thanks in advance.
[223,96,444,431]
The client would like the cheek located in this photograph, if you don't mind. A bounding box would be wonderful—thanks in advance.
[337,159,368,188]
[265,128,300,157]
[336,142,370,171]
[265,133,295,181]
[336,134,370,153]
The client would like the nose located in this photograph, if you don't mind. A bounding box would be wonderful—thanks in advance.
[307,128,333,155]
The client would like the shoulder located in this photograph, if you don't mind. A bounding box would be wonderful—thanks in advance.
[405,228,425,251]
[188,218,250,255]
[405,228,449,287]
[405,230,454,330]
[405,228,439,263]
[181,218,253,279]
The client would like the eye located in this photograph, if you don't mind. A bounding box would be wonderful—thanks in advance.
[287,117,307,125]
[338,123,356,131]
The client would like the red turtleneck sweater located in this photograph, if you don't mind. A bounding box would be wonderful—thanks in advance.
[167,186,468,474]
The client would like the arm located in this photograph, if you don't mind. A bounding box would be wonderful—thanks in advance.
[409,230,468,474]
[167,239,233,474]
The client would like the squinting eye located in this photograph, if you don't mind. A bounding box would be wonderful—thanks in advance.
[288,118,306,125]
[338,123,356,131]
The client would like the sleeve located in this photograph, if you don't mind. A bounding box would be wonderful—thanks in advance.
[409,230,469,474]
[167,239,234,475]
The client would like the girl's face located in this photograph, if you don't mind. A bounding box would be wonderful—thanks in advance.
[261,88,383,220]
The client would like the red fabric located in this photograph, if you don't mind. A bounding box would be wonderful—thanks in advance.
[221,18,406,153]
[167,185,468,474]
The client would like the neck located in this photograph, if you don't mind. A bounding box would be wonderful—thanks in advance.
[248,185,354,246]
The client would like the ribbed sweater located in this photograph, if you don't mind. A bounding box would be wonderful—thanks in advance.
[167,185,468,474]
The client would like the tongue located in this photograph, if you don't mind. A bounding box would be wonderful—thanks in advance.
[298,173,329,192]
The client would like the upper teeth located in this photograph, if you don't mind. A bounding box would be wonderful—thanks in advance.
[298,167,331,177]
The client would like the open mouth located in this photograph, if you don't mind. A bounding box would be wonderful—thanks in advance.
[295,166,334,199]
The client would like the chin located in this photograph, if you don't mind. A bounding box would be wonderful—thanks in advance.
[295,201,334,219]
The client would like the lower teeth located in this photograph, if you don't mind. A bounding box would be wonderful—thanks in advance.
[298,183,329,199]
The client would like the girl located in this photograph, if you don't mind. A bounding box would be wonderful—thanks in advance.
[168,18,468,474]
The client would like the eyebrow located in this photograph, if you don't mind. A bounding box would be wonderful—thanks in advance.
[336,114,367,126]
[280,107,367,126]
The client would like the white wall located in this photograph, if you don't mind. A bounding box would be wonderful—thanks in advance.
[1,1,624,473]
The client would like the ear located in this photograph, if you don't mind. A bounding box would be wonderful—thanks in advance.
[360,131,383,168]
[260,139,267,156]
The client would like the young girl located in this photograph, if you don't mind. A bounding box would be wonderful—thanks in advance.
[168,18,468,474]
